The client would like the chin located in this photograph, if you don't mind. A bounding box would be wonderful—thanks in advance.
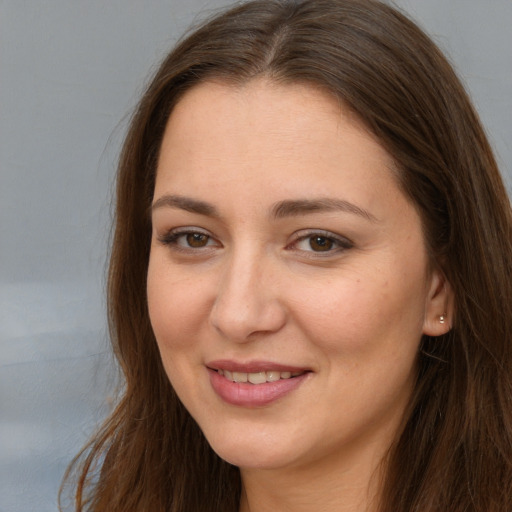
[214,447,297,471]
[204,427,302,471]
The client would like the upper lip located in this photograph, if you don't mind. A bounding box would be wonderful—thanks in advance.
[206,359,311,374]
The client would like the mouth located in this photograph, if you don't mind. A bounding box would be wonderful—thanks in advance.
[206,361,311,407]
[215,368,306,384]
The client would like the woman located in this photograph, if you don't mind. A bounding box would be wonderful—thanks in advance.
[62,0,512,510]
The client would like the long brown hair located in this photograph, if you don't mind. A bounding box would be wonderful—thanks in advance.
[61,1,512,510]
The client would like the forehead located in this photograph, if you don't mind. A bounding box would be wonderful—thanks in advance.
[163,79,370,144]
[156,79,397,192]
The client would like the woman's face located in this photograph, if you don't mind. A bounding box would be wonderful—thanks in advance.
[147,79,450,474]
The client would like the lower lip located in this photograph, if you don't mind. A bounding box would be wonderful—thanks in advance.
[208,368,309,407]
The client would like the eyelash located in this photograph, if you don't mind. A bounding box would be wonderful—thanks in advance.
[157,228,218,252]
[287,230,354,256]
[157,228,353,256]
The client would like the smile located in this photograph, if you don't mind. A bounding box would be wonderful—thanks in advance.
[206,362,311,407]
[217,369,304,384]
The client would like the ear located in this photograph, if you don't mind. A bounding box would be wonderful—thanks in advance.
[422,268,454,336]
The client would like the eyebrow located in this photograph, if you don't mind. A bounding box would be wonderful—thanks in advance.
[271,198,378,222]
[151,194,377,222]
[151,195,219,217]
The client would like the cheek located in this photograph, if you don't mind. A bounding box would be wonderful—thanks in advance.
[290,266,426,358]
[146,259,215,409]
[146,257,211,350]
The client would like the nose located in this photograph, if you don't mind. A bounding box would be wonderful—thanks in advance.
[209,250,287,342]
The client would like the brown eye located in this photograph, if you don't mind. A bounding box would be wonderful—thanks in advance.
[158,228,219,252]
[309,236,334,252]
[186,233,210,247]
[290,230,353,256]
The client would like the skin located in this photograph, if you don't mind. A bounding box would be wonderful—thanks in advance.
[147,79,452,512]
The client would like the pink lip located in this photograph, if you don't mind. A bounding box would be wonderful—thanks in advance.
[206,360,311,408]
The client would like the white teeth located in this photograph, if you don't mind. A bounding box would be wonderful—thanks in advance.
[217,369,304,384]
[248,372,267,384]
[266,371,280,382]
[232,371,248,383]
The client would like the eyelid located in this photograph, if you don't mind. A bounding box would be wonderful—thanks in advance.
[287,229,354,255]
[157,226,221,251]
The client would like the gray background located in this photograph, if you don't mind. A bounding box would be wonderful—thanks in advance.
[1,1,511,511]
